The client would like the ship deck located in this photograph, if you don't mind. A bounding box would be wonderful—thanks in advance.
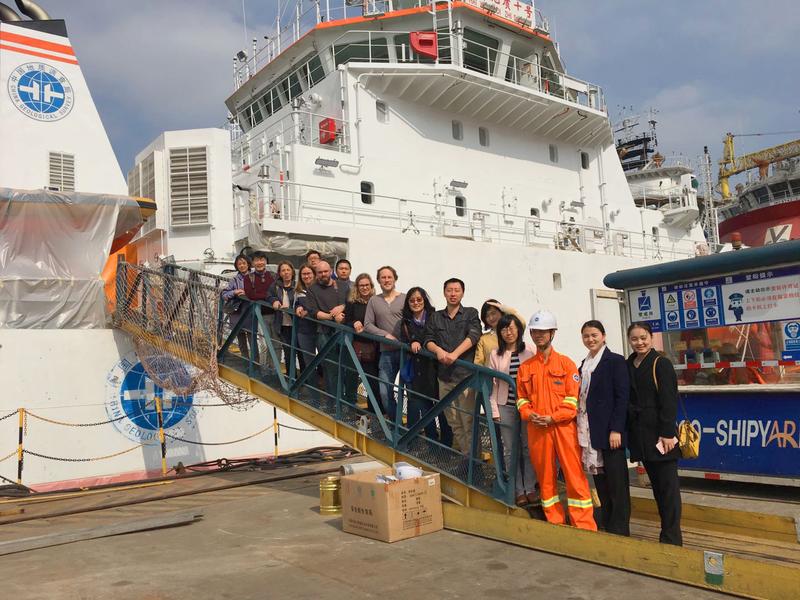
[3,456,798,599]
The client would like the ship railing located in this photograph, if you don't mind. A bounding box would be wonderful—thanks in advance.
[112,259,520,507]
[232,110,352,171]
[236,1,549,88]
[631,183,696,208]
[328,29,604,111]
[234,3,577,108]
[233,21,602,138]
[718,186,800,221]
[261,178,697,260]
[236,0,396,87]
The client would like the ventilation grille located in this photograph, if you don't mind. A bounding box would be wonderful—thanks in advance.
[169,147,208,226]
[48,152,75,192]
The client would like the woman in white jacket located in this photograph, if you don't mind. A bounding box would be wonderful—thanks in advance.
[489,313,538,507]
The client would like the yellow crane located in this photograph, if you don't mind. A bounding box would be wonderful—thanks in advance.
[718,132,800,200]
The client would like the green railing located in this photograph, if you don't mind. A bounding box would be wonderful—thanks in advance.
[113,260,522,506]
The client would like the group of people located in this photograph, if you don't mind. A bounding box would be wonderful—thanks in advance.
[221,251,683,545]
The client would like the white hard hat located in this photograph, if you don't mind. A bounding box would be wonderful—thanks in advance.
[528,310,558,330]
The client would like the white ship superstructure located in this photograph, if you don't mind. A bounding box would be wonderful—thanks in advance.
[614,111,702,233]
[0,4,333,491]
[220,0,705,354]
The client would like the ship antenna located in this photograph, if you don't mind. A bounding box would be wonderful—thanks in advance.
[14,0,49,20]
[0,2,22,21]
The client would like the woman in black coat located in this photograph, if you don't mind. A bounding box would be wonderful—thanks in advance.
[626,321,682,546]
[578,320,631,536]
[400,287,451,445]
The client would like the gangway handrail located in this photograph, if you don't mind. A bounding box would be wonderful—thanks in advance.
[113,259,521,507]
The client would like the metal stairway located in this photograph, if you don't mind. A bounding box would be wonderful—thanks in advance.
[112,259,521,512]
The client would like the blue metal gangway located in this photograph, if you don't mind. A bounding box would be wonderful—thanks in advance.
[113,259,521,509]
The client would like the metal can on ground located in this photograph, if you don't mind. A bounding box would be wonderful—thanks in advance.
[319,475,342,514]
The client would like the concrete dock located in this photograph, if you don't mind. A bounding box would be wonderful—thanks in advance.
[0,464,730,600]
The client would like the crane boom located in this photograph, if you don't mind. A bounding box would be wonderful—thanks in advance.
[718,133,800,199]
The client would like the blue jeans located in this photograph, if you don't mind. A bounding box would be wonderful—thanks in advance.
[406,395,439,439]
[378,350,400,419]
[317,331,339,398]
[296,331,317,375]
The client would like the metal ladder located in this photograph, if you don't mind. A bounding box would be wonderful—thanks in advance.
[430,0,453,65]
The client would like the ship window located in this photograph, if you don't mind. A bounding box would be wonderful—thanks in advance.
[393,34,436,64]
[463,28,499,75]
[361,181,374,204]
[581,152,590,169]
[237,109,252,131]
[552,273,562,290]
[251,102,264,127]
[752,186,770,204]
[48,152,75,192]
[376,100,389,123]
[549,144,559,163]
[770,181,789,200]
[334,38,389,67]
[455,195,466,217]
[530,208,540,217]
[304,55,326,87]
[790,179,800,195]
[280,71,303,101]
[652,227,660,241]
[170,147,209,226]
[266,87,283,115]
[478,127,490,147]
[452,120,463,140]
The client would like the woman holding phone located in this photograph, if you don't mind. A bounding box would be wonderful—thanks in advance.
[626,321,682,546]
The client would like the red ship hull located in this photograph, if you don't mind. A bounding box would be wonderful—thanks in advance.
[718,199,800,246]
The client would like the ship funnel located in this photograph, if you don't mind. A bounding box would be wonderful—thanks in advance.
[14,0,49,20]
[0,2,21,21]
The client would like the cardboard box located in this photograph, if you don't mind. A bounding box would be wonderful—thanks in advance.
[341,468,443,543]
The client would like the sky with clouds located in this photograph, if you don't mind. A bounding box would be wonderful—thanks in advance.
[39,0,800,174]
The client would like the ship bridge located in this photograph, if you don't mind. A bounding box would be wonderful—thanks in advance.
[226,0,610,152]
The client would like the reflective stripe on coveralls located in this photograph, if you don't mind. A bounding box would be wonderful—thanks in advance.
[517,349,597,531]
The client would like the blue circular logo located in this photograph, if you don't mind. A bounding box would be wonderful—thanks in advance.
[704,289,715,298]
[120,363,193,431]
[667,311,678,322]
[8,63,74,121]
[687,309,697,320]
[106,352,198,444]
[705,307,717,318]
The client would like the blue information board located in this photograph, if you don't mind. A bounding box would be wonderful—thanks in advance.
[628,265,800,332]
[679,391,800,478]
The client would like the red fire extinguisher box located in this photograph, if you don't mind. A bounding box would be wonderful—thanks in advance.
[319,118,337,144]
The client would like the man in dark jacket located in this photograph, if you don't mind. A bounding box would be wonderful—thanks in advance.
[423,278,481,453]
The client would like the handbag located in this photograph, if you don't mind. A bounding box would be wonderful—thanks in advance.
[677,395,700,459]
[652,357,700,459]
[353,338,377,363]
[399,357,415,384]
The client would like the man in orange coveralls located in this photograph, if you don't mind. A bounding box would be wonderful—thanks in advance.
[516,310,597,530]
